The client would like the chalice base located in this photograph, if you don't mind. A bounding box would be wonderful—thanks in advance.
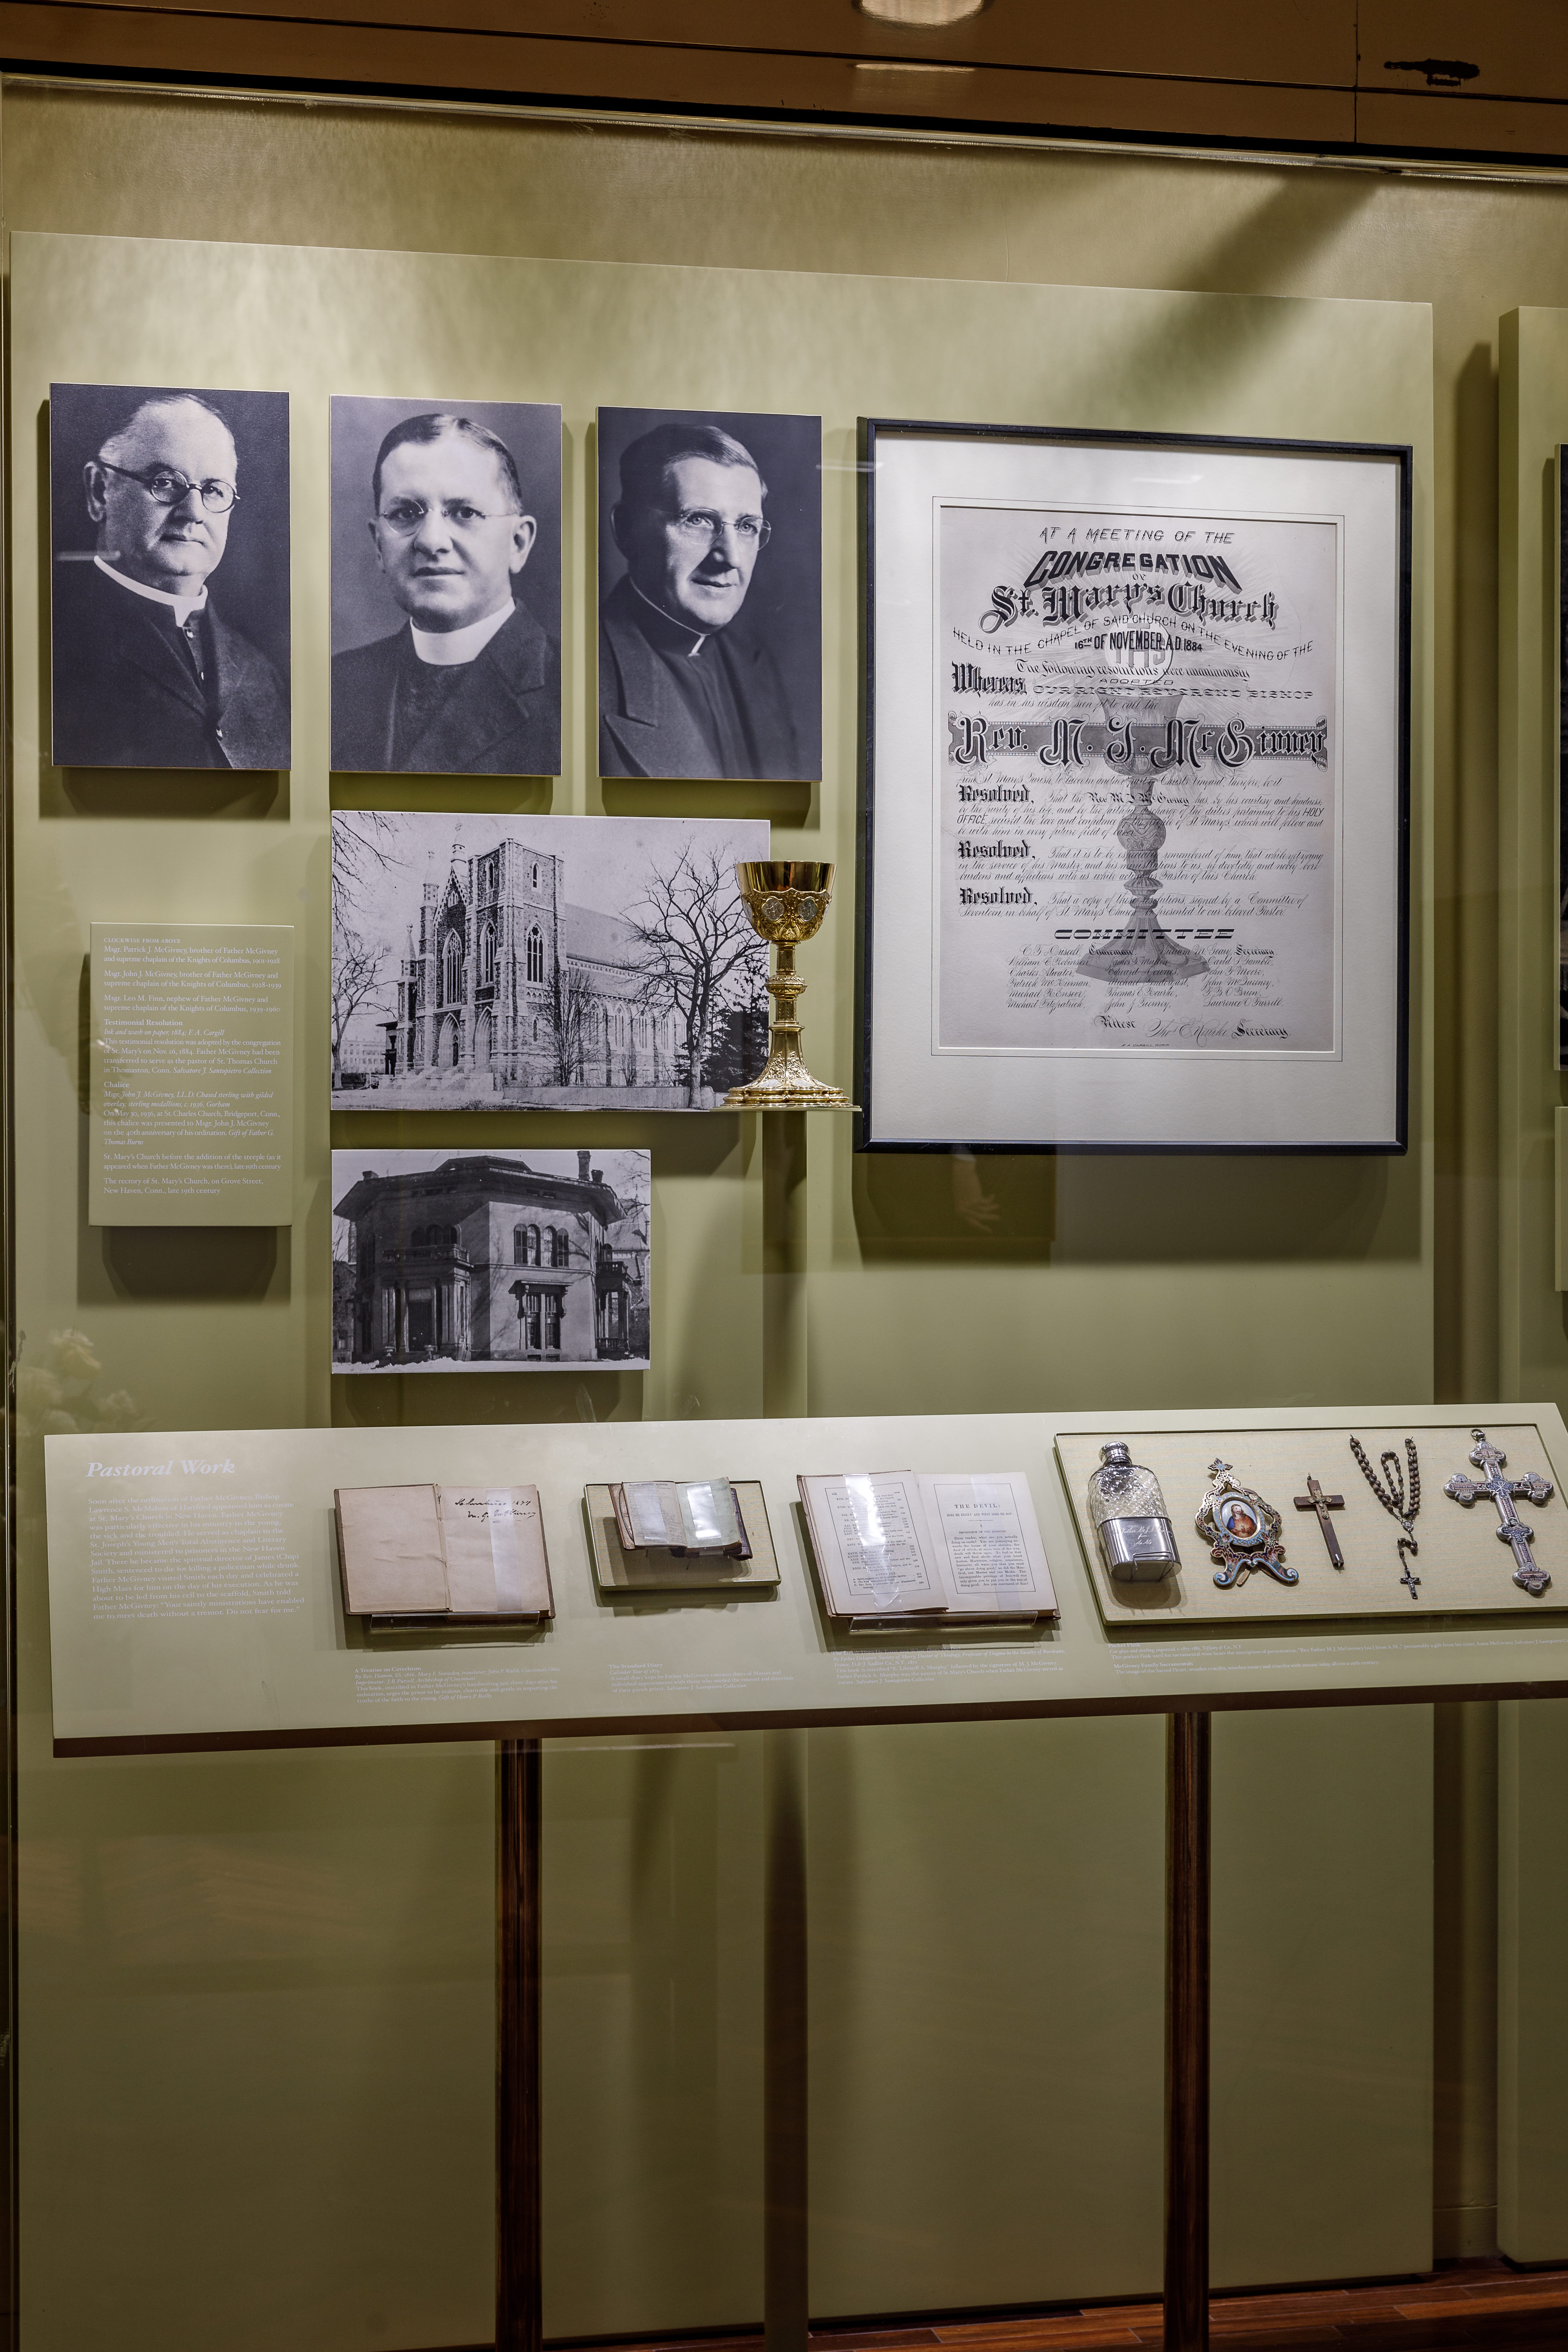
[1078,924,1209,982]
[724,1030,856,1111]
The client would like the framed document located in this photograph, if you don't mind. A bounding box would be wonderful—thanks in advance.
[859,421,1412,1152]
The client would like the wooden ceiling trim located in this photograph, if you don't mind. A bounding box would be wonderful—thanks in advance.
[0,0,1562,163]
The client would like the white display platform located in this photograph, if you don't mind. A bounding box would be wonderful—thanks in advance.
[43,1405,1568,1755]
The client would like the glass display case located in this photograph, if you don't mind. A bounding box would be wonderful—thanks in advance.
[4,58,1568,2352]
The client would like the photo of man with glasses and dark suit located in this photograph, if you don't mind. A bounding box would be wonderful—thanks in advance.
[330,398,561,777]
[49,382,291,771]
[597,409,821,782]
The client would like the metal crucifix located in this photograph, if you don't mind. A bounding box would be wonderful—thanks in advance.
[1443,1429,1556,1596]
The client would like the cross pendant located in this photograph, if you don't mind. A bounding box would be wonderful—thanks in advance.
[1294,1475,1346,1568]
[1399,1543,1420,1601]
[1443,1428,1555,1596]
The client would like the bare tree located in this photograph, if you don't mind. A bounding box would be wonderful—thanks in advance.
[552,960,601,1086]
[332,813,407,1086]
[332,810,404,923]
[623,848,762,1106]
[331,920,385,1087]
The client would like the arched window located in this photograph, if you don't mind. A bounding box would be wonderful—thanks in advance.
[526,1226,541,1266]
[531,862,540,889]
[526,926,544,984]
[512,1224,527,1264]
[442,930,462,1005]
[412,1224,427,1248]
[551,1228,569,1267]
[479,921,496,986]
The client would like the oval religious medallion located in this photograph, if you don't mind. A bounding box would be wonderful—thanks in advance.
[1196,1457,1296,1590]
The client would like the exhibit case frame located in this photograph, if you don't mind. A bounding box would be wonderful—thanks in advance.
[3,59,1568,2352]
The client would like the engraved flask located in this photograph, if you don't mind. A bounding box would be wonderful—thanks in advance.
[1088,1441,1180,1582]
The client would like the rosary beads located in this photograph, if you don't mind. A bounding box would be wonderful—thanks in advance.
[1349,1436,1422,1598]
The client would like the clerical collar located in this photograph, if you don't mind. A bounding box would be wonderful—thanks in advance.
[628,578,709,658]
[95,555,208,628]
[410,600,515,667]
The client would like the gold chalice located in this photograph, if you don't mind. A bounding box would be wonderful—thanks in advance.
[724,861,856,1110]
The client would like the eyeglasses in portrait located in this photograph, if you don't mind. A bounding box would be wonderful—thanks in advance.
[331,396,562,777]
[49,382,291,772]
[597,406,821,783]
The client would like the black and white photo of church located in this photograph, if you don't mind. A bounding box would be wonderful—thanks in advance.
[332,810,770,1111]
[331,1148,651,1372]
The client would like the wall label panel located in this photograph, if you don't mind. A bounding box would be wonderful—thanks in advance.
[88,919,293,1225]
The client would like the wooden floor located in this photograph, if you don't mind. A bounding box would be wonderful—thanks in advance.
[559,2263,1568,2352]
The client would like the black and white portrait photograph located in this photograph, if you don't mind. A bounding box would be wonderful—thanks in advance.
[49,382,291,771]
[331,396,561,776]
[332,1148,650,1372]
[331,809,770,1111]
[597,406,821,782]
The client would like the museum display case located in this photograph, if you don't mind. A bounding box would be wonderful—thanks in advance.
[5,36,1568,2352]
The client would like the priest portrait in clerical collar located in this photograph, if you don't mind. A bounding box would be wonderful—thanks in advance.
[49,381,292,773]
[329,396,562,778]
[597,407,822,784]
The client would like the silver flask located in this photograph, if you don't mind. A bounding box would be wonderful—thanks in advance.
[1088,1441,1180,1581]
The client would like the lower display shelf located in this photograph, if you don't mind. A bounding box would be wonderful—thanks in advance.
[41,1400,1568,1755]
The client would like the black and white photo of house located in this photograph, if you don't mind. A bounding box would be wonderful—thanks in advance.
[332,1148,650,1372]
[332,810,770,1110]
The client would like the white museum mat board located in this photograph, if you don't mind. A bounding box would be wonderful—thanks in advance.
[1055,1424,1566,1625]
[864,432,1407,1149]
[42,1406,1568,1755]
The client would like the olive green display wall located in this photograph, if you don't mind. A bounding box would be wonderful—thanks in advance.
[4,79,1562,2350]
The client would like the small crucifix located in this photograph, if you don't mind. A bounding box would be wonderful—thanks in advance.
[1443,1428,1555,1596]
[1293,1475,1346,1568]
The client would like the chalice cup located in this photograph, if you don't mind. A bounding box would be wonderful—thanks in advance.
[723,862,856,1110]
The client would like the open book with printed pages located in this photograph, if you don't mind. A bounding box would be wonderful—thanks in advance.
[586,1479,780,1592]
[334,1483,553,1622]
[797,1471,1057,1628]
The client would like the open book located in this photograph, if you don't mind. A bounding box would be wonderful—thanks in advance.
[335,1483,553,1622]
[612,1478,750,1558]
[797,1471,1056,1627]
[586,1480,779,1592]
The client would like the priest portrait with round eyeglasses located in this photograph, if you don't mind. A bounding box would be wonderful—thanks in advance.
[49,380,292,772]
[329,395,562,779]
[597,406,822,783]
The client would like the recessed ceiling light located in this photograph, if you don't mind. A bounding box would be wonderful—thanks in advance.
[856,0,990,26]
[853,57,976,73]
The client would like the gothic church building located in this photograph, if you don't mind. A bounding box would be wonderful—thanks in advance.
[391,837,681,1096]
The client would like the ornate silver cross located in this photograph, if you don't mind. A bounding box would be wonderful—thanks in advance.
[1443,1429,1555,1596]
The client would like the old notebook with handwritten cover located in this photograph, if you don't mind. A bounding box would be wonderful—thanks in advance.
[334,1483,553,1620]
